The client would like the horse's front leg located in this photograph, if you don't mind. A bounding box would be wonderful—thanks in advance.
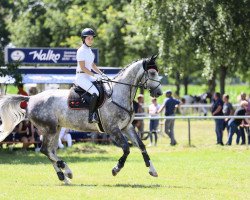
[111,127,130,176]
[126,125,158,177]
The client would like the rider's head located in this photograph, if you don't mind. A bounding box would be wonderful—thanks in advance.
[81,28,96,47]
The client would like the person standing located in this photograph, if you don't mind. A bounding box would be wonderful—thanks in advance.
[226,101,249,145]
[133,94,145,138]
[211,92,224,145]
[148,98,160,146]
[222,94,234,131]
[158,90,180,146]
[238,92,248,144]
[17,83,28,109]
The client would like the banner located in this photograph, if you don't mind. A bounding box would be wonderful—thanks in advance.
[4,47,99,64]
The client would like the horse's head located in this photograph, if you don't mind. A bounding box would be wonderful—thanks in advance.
[142,55,163,98]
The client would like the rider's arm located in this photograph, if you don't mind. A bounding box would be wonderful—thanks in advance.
[78,61,95,76]
[92,63,103,75]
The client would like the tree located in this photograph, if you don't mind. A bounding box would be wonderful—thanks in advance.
[132,0,250,94]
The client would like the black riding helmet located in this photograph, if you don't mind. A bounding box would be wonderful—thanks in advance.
[81,28,96,38]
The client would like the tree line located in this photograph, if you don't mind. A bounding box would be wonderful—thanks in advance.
[0,0,249,95]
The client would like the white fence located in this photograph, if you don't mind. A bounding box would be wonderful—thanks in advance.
[134,115,250,146]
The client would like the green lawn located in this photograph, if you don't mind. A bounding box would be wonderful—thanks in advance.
[0,120,249,200]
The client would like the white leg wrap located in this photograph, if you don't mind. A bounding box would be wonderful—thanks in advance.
[148,160,158,177]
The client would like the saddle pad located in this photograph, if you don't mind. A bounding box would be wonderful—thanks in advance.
[68,83,105,110]
[68,88,89,110]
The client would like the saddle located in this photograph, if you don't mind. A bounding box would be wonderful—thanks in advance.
[68,81,105,110]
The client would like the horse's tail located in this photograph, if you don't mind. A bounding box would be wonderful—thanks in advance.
[0,95,30,142]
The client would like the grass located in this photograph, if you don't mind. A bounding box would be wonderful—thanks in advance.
[0,120,250,200]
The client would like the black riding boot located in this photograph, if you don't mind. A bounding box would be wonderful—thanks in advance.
[88,93,99,123]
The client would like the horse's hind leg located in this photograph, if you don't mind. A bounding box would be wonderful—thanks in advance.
[111,127,130,176]
[126,125,158,177]
[40,132,72,184]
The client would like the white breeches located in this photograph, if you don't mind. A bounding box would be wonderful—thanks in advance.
[58,134,72,148]
[75,73,99,96]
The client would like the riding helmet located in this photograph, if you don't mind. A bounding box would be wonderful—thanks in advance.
[81,28,96,38]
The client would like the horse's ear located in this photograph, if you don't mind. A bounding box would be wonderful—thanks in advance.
[150,54,158,62]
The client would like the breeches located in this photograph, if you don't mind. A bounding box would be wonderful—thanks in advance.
[75,73,99,96]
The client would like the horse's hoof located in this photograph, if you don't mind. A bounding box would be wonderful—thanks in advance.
[64,177,71,185]
[112,169,118,176]
[112,167,120,176]
[65,172,73,179]
[57,171,65,181]
[149,171,158,177]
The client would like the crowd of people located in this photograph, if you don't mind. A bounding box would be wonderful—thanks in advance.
[211,92,250,145]
[133,91,250,146]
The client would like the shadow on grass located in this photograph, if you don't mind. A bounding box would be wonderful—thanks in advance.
[0,149,116,165]
[59,183,197,189]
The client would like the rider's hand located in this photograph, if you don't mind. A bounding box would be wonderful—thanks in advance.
[101,73,109,80]
[94,74,102,81]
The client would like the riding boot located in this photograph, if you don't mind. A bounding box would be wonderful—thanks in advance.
[88,93,99,123]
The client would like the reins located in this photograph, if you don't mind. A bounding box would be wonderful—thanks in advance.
[101,69,161,124]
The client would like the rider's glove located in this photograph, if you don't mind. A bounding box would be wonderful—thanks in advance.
[101,73,109,81]
[94,74,102,81]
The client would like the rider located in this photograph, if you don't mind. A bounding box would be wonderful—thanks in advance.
[75,28,108,123]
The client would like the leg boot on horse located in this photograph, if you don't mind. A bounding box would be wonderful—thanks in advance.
[40,132,73,184]
[126,125,158,177]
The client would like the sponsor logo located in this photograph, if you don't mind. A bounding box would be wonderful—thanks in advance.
[29,50,61,63]
[10,50,25,61]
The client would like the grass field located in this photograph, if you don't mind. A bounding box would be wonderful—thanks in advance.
[0,120,249,200]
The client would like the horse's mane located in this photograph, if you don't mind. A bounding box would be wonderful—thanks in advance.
[113,58,144,79]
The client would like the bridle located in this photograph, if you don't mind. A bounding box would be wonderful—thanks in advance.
[103,60,161,93]
[101,59,161,123]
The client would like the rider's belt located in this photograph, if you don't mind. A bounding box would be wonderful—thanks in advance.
[76,71,85,73]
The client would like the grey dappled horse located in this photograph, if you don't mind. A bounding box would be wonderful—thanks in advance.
[0,56,162,184]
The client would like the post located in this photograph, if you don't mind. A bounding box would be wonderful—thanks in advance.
[188,118,191,146]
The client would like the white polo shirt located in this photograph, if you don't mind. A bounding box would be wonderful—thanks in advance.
[76,44,95,72]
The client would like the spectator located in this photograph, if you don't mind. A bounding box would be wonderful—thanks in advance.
[28,86,38,96]
[226,100,249,145]
[246,100,250,125]
[133,94,145,138]
[211,92,224,145]
[15,120,35,150]
[17,83,28,109]
[58,127,72,149]
[238,92,248,144]
[158,90,180,146]
[222,94,234,131]
[245,101,250,144]
[148,98,160,146]
[132,100,139,127]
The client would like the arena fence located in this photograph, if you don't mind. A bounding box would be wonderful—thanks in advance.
[134,115,250,146]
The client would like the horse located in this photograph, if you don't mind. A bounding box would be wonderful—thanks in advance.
[0,55,163,184]
[181,92,212,115]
